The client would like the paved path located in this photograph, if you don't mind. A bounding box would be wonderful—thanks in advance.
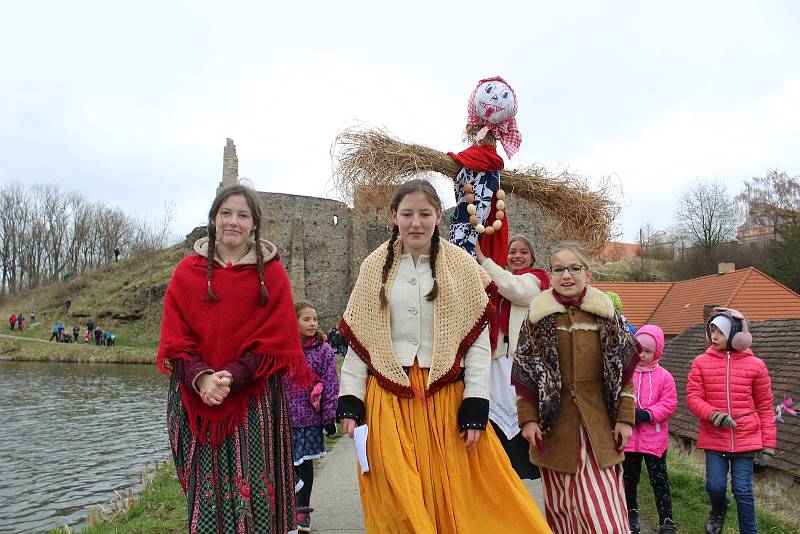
[309,436,546,533]
[0,332,55,344]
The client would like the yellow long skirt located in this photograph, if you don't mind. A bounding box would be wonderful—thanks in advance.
[358,363,551,533]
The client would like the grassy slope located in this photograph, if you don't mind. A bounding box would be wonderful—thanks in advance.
[0,244,188,355]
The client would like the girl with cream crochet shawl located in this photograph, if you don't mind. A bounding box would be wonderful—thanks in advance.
[336,179,550,533]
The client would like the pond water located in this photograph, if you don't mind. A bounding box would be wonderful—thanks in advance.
[0,360,171,533]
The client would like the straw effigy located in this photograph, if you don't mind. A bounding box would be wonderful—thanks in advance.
[332,128,619,253]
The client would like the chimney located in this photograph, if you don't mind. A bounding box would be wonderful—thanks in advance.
[718,262,735,274]
[703,304,721,323]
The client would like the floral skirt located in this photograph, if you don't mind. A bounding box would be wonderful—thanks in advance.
[167,373,297,534]
[292,426,326,466]
[357,362,551,533]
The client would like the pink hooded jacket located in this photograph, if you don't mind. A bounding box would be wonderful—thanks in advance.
[687,346,776,453]
[625,325,677,457]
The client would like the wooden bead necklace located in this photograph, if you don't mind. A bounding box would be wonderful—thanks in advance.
[464,183,506,235]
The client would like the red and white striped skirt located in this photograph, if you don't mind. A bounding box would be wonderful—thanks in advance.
[541,425,628,534]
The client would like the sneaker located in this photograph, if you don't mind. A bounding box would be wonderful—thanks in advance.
[628,509,641,534]
[659,518,676,534]
[296,511,310,533]
[297,507,313,533]
[705,508,726,534]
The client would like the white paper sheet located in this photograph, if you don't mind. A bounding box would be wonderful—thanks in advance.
[353,424,369,474]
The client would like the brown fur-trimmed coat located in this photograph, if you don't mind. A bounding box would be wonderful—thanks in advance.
[514,286,637,473]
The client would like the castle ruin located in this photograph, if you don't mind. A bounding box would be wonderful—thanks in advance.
[215,139,554,327]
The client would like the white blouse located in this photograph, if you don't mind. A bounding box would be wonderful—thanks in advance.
[340,253,491,401]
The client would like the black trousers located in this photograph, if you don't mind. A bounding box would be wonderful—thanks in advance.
[490,420,540,480]
[623,451,673,524]
[295,459,314,509]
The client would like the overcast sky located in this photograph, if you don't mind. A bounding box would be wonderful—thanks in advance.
[1,0,798,243]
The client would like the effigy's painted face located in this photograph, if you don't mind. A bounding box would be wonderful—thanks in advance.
[473,80,516,124]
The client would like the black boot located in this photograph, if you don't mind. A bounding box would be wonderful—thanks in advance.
[628,509,641,534]
[706,507,726,534]
[659,518,676,534]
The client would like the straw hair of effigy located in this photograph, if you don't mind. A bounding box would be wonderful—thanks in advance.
[332,128,620,253]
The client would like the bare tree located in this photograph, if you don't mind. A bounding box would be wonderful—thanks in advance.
[737,169,800,229]
[0,182,179,295]
[674,179,741,262]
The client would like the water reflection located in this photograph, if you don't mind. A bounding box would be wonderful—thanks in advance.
[0,361,170,533]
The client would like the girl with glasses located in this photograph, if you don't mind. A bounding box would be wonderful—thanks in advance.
[512,242,640,533]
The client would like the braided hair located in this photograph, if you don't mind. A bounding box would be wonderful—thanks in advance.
[379,179,442,309]
[206,184,269,306]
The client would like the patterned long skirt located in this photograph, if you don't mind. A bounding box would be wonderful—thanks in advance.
[167,373,297,534]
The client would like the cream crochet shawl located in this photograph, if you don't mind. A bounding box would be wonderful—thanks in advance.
[340,237,496,397]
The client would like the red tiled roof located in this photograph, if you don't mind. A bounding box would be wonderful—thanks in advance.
[593,282,673,328]
[662,320,800,478]
[598,242,641,262]
[649,268,800,335]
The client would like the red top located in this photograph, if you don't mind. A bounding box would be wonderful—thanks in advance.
[157,254,312,445]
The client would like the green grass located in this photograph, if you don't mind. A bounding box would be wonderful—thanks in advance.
[0,337,155,363]
[635,449,797,533]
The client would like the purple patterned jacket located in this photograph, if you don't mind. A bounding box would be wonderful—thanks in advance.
[283,339,339,428]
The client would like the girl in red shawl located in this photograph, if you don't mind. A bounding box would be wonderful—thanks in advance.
[158,185,312,533]
[475,235,548,480]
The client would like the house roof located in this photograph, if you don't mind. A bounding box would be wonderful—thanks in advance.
[598,242,640,263]
[593,282,673,327]
[662,320,800,479]
[649,268,800,335]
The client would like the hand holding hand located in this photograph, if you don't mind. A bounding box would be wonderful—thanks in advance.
[614,422,633,452]
[710,411,737,428]
[213,370,233,388]
[324,423,337,436]
[459,429,481,450]
[198,372,231,406]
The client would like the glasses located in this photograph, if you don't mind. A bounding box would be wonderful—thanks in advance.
[550,265,585,276]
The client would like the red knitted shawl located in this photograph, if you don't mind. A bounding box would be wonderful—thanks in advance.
[157,254,312,445]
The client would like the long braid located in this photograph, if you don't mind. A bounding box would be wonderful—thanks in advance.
[379,225,399,309]
[425,226,440,301]
[254,221,268,306]
[206,223,218,301]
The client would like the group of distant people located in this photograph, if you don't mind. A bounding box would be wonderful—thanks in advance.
[7,312,30,331]
[44,319,116,346]
[325,326,348,356]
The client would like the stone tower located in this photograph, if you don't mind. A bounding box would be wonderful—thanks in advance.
[217,138,239,193]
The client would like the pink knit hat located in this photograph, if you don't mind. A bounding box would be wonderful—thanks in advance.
[635,325,665,360]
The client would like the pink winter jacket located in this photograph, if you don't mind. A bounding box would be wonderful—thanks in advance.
[625,325,677,457]
[626,366,677,456]
[686,347,777,453]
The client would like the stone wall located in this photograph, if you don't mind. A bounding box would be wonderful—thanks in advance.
[256,191,557,329]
